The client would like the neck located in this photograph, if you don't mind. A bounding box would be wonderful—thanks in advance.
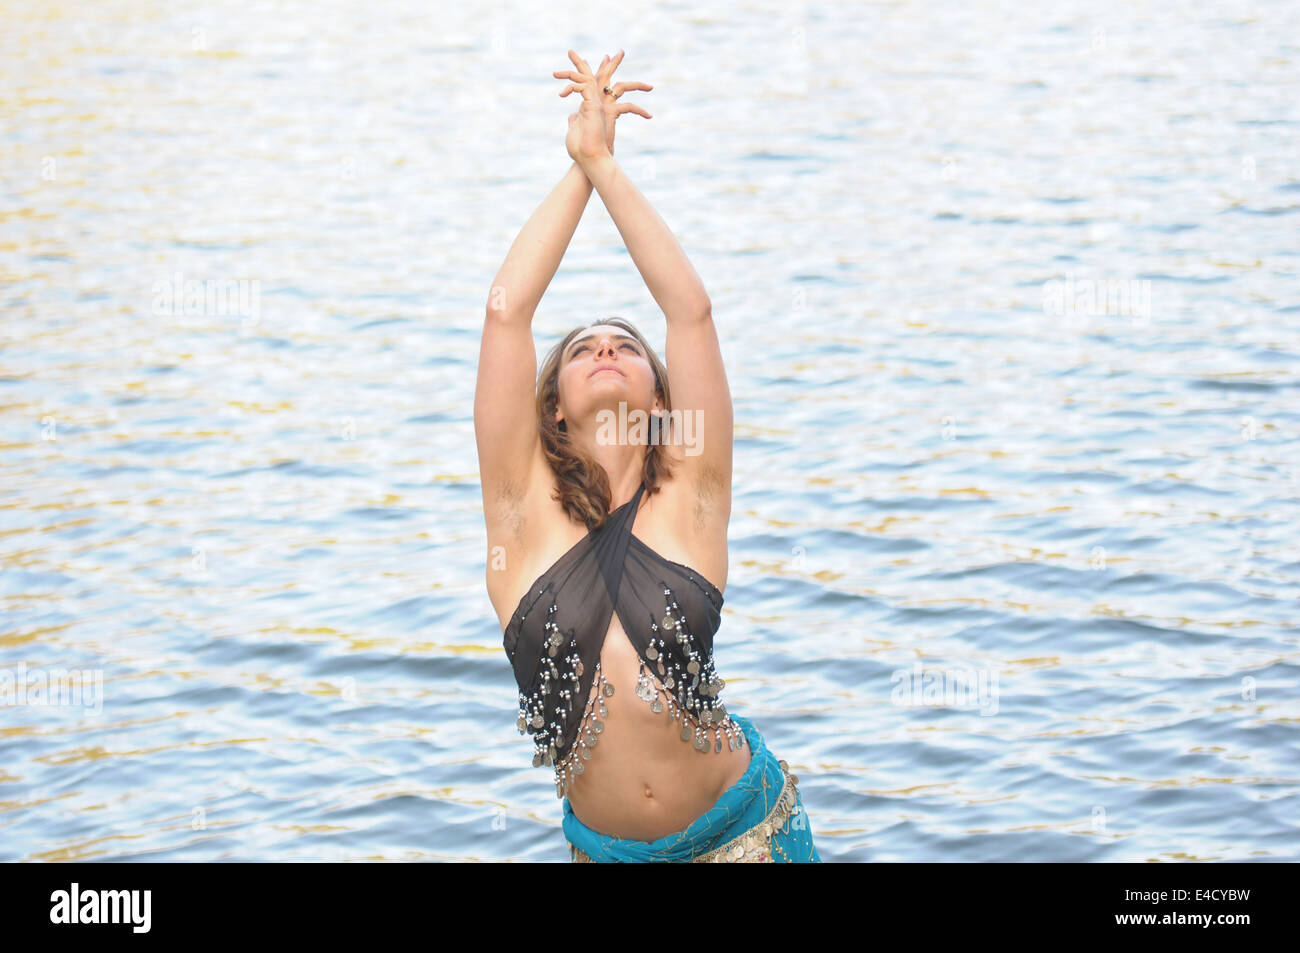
[565,425,646,507]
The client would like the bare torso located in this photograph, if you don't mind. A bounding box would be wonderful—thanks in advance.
[487,443,750,842]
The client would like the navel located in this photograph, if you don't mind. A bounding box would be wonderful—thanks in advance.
[644,785,654,799]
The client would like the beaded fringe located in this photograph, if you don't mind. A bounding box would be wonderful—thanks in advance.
[570,759,803,863]
[516,583,740,801]
[549,658,745,800]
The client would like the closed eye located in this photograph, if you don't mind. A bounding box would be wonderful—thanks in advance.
[572,343,639,355]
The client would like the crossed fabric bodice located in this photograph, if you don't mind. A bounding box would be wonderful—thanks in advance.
[502,480,744,799]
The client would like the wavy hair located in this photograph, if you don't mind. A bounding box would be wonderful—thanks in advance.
[536,316,677,531]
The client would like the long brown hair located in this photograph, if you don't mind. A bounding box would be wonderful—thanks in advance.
[536,316,677,531]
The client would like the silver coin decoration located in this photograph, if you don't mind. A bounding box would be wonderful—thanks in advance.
[516,544,744,790]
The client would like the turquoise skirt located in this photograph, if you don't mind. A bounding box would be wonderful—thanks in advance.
[562,713,822,862]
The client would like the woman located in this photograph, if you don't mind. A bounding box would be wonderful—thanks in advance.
[475,49,820,862]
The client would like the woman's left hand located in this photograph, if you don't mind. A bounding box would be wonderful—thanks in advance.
[555,49,652,163]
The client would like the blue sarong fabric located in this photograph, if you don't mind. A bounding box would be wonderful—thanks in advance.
[562,713,822,862]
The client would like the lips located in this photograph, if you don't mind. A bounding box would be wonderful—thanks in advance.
[589,365,625,379]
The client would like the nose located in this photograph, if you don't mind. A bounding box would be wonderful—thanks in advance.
[594,337,617,359]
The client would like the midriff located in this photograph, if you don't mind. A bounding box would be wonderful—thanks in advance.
[564,609,752,842]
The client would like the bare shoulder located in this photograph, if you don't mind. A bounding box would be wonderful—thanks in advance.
[643,442,732,596]
[482,442,733,629]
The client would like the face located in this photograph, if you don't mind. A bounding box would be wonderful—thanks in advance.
[555,324,660,427]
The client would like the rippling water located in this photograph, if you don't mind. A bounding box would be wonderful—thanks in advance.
[2,1,1298,862]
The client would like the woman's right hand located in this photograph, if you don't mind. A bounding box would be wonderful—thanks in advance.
[555,49,652,161]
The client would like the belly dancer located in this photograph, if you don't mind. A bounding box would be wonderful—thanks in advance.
[476,49,821,862]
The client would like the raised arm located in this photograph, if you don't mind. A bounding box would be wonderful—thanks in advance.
[585,151,732,500]
[475,160,591,514]
[476,51,653,519]
[559,55,731,501]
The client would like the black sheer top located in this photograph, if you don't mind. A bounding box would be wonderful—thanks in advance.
[503,479,745,799]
